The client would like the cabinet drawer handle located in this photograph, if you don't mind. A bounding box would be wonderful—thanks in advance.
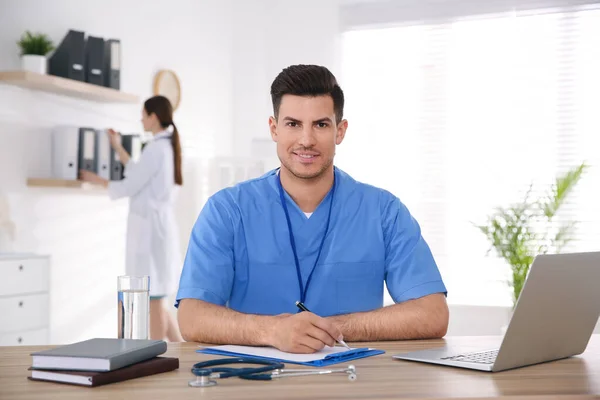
[17,337,22,344]
[18,301,23,307]
[19,265,24,271]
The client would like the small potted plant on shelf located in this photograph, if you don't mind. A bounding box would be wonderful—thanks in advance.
[17,31,55,74]
[475,163,587,309]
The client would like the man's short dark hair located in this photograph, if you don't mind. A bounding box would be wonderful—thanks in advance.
[270,64,345,124]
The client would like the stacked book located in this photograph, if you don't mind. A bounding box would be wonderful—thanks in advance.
[28,338,179,387]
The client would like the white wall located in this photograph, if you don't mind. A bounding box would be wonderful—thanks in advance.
[0,0,234,344]
[230,0,342,168]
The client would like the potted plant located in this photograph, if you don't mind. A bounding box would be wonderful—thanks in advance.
[475,163,587,309]
[17,31,55,74]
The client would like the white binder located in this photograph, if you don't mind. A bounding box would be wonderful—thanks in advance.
[51,126,79,181]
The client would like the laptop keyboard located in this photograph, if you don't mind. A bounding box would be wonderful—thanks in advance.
[440,349,499,364]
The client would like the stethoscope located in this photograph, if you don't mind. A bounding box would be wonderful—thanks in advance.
[189,357,357,387]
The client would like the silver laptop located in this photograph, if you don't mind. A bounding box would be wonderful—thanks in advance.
[393,251,600,372]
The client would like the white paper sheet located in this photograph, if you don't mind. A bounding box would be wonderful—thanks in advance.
[200,344,357,362]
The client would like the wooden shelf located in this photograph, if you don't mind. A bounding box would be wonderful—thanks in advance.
[27,178,106,190]
[0,71,139,103]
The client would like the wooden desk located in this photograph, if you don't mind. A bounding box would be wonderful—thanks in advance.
[1,336,599,400]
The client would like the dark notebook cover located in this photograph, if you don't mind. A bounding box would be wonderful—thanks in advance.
[28,356,179,387]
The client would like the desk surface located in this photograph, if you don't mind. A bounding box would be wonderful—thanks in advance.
[1,336,599,400]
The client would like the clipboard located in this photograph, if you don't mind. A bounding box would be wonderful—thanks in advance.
[197,345,385,367]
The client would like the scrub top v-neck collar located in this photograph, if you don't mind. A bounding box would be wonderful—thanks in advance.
[270,168,337,223]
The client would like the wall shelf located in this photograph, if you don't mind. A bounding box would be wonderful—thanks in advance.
[27,178,106,191]
[0,71,139,103]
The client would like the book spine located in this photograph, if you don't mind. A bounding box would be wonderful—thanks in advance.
[93,358,179,387]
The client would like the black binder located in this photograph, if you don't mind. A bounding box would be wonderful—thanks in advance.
[110,148,123,181]
[48,30,85,81]
[115,134,142,179]
[85,36,105,86]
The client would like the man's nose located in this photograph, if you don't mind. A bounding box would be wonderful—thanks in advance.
[298,126,317,147]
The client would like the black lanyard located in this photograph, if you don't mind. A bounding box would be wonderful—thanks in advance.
[276,169,336,303]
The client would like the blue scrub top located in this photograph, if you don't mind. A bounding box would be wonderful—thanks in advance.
[175,167,447,316]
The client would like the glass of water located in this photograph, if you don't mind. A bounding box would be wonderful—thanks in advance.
[117,275,150,340]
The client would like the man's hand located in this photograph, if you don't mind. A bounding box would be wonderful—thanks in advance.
[267,312,343,354]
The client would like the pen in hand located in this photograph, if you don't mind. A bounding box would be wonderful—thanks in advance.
[295,301,351,350]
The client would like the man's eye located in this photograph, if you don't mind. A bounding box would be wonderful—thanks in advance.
[286,122,298,127]
[317,122,328,128]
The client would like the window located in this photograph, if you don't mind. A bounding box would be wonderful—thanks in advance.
[338,4,600,306]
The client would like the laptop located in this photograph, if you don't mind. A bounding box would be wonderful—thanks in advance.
[393,251,600,372]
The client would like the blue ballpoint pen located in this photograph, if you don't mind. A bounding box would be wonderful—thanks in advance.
[295,301,351,349]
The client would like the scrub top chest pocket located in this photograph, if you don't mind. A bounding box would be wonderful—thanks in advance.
[331,261,385,315]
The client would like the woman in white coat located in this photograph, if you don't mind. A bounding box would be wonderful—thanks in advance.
[81,95,184,342]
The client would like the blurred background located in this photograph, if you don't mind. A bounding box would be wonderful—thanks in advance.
[0,0,599,346]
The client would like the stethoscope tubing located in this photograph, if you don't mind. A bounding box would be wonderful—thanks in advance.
[192,357,285,381]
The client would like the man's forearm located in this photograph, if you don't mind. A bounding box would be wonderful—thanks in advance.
[328,293,449,342]
[178,299,276,345]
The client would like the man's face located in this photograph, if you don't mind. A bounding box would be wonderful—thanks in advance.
[269,94,347,180]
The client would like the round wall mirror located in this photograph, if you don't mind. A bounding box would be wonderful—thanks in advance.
[153,69,181,111]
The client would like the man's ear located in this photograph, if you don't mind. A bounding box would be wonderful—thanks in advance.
[269,116,278,142]
[336,119,348,145]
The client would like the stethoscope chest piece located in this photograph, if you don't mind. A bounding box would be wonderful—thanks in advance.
[189,370,218,387]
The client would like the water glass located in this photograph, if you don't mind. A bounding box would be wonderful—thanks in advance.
[117,275,150,340]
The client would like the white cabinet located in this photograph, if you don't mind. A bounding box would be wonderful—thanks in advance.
[0,254,50,346]
[0,328,49,346]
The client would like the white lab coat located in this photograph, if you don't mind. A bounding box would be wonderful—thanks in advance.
[108,130,181,297]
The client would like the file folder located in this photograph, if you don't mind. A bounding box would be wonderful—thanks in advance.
[48,30,85,81]
[111,148,123,181]
[114,134,142,179]
[96,129,111,180]
[51,126,79,180]
[85,36,105,86]
[78,128,97,173]
[104,39,121,90]
[197,345,385,367]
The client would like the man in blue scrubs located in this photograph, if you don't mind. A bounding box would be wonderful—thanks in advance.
[176,65,448,353]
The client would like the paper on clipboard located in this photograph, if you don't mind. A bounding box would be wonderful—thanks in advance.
[197,344,385,367]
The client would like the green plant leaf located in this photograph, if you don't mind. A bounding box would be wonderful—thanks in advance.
[475,163,586,306]
[551,221,578,252]
[17,30,55,56]
[542,163,587,219]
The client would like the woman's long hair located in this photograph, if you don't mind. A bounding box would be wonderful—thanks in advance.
[143,95,183,185]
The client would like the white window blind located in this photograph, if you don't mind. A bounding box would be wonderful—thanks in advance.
[337,3,600,306]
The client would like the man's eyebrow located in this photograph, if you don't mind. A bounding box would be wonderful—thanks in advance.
[313,117,333,124]
[281,116,333,124]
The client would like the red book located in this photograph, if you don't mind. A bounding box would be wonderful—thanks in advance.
[28,357,179,387]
